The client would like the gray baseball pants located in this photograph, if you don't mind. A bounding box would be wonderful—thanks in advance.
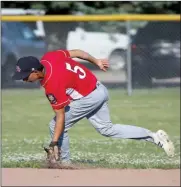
[49,82,155,162]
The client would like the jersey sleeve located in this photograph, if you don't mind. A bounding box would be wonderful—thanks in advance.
[41,50,70,64]
[56,50,70,58]
[45,82,70,110]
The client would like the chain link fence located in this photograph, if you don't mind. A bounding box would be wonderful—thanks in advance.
[1,16,180,93]
[129,21,180,91]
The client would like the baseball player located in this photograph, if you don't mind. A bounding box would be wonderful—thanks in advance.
[12,49,175,164]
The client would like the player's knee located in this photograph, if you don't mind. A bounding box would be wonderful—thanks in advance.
[97,125,113,137]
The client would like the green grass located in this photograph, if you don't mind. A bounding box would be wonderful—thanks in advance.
[2,88,180,169]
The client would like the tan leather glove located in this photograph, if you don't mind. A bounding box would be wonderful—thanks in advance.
[44,141,60,163]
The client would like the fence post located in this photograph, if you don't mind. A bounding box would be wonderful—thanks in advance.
[126,20,132,96]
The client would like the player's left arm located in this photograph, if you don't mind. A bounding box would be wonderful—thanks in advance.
[45,80,70,161]
[47,108,65,162]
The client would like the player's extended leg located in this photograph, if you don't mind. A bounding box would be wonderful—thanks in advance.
[87,101,155,142]
[86,86,174,157]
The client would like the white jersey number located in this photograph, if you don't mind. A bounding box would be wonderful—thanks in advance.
[66,62,86,79]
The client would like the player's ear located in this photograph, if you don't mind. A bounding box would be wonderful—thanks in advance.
[33,70,40,75]
[35,70,44,78]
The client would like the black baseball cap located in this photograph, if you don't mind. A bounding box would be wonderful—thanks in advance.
[12,56,42,80]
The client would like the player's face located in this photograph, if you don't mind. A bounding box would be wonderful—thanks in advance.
[23,72,40,82]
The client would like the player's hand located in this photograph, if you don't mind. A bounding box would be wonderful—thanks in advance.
[96,59,109,72]
[44,141,60,163]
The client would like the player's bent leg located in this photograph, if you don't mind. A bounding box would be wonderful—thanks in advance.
[49,117,70,162]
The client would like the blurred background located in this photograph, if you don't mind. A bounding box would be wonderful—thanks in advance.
[1,1,180,92]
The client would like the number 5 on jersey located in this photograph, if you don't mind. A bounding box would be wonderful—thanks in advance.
[66,62,86,79]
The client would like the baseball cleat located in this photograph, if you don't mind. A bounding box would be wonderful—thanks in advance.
[153,130,175,157]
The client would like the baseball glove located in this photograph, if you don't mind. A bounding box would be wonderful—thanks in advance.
[43,142,80,169]
[44,141,60,164]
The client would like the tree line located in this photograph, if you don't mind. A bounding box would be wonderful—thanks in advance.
[1,1,180,15]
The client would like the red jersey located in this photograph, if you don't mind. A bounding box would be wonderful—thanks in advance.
[40,50,97,110]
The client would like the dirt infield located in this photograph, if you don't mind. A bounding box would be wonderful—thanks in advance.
[2,168,180,186]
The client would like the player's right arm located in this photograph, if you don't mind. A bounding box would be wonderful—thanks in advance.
[56,49,109,72]
[68,49,109,72]
[69,49,98,64]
